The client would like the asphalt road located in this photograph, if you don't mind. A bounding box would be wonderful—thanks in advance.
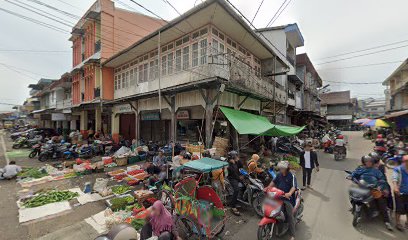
[224,131,406,240]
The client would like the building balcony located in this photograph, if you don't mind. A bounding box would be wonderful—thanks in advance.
[114,52,286,104]
[56,99,72,109]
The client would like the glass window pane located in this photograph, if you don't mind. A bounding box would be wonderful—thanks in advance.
[183,46,189,70]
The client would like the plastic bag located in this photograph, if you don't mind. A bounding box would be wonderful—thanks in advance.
[94,178,109,193]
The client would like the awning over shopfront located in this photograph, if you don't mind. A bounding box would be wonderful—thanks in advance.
[220,107,305,136]
[326,115,353,120]
[385,109,408,119]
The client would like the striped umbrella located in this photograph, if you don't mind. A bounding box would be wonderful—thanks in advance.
[354,118,371,124]
[361,119,390,127]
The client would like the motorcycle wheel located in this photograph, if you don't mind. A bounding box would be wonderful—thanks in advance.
[257,223,275,240]
[252,192,265,217]
[175,215,202,240]
[38,153,48,162]
[28,151,37,158]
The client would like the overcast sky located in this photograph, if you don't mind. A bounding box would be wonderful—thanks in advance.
[1,0,408,112]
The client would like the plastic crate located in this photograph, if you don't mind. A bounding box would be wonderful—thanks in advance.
[128,156,140,164]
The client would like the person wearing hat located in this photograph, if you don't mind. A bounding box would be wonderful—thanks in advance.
[247,154,264,175]
[299,143,319,190]
[393,155,408,231]
[268,161,297,240]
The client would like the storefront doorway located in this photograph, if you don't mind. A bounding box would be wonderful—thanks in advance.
[119,113,136,141]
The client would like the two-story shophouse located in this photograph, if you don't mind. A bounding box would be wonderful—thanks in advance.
[256,24,305,124]
[103,0,288,147]
[70,0,164,137]
[31,74,72,133]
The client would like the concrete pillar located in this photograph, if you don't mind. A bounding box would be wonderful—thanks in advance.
[95,106,102,132]
[111,112,120,143]
[80,110,88,137]
[169,96,176,143]
[205,102,214,148]
[135,111,140,141]
[70,120,76,130]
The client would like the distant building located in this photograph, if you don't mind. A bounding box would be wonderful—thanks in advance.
[357,98,386,119]
[382,59,408,112]
[320,90,354,127]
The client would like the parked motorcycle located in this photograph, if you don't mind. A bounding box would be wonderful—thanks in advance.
[257,186,304,240]
[224,169,265,217]
[276,137,303,156]
[345,170,376,227]
[333,146,347,161]
[28,143,42,158]
[38,143,69,162]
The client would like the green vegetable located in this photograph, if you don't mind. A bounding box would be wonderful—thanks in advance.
[23,190,79,208]
[131,219,145,231]
[110,197,128,211]
[123,195,135,204]
[18,168,48,179]
[111,185,131,195]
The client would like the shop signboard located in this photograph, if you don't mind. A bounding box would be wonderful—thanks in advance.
[40,114,51,120]
[116,104,133,114]
[51,113,67,121]
[141,112,160,121]
[176,110,190,120]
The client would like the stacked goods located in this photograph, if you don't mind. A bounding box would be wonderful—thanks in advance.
[212,137,229,157]
[23,190,79,208]
[186,144,205,154]
[134,190,154,203]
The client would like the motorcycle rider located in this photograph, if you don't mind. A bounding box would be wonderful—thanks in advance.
[349,155,393,230]
[334,135,346,155]
[267,161,297,240]
[248,154,264,175]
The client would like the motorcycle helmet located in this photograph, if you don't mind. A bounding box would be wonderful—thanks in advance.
[95,223,138,240]
[377,134,383,139]
[337,135,344,139]
[227,150,238,160]
[368,152,380,163]
[361,155,374,165]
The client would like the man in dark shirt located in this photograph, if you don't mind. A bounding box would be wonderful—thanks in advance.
[227,153,241,216]
[268,161,297,240]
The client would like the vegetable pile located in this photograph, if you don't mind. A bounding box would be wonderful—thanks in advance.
[131,219,146,231]
[110,197,128,211]
[111,185,131,195]
[23,190,79,208]
[17,168,48,179]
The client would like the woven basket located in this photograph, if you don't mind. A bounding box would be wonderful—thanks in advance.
[115,157,128,166]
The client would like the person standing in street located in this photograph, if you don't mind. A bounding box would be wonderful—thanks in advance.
[393,155,408,231]
[300,143,319,190]
[227,151,242,216]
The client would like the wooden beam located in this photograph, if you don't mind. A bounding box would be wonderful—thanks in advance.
[237,95,249,109]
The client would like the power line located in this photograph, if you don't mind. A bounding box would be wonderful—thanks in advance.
[265,0,288,27]
[318,61,404,71]
[0,63,37,80]
[316,44,408,65]
[269,0,292,27]
[0,7,69,34]
[6,0,73,27]
[268,0,293,27]
[26,0,79,20]
[316,39,408,61]
[0,62,54,78]
[55,0,83,11]
[162,0,181,15]
[251,0,265,24]
[224,0,287,61]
